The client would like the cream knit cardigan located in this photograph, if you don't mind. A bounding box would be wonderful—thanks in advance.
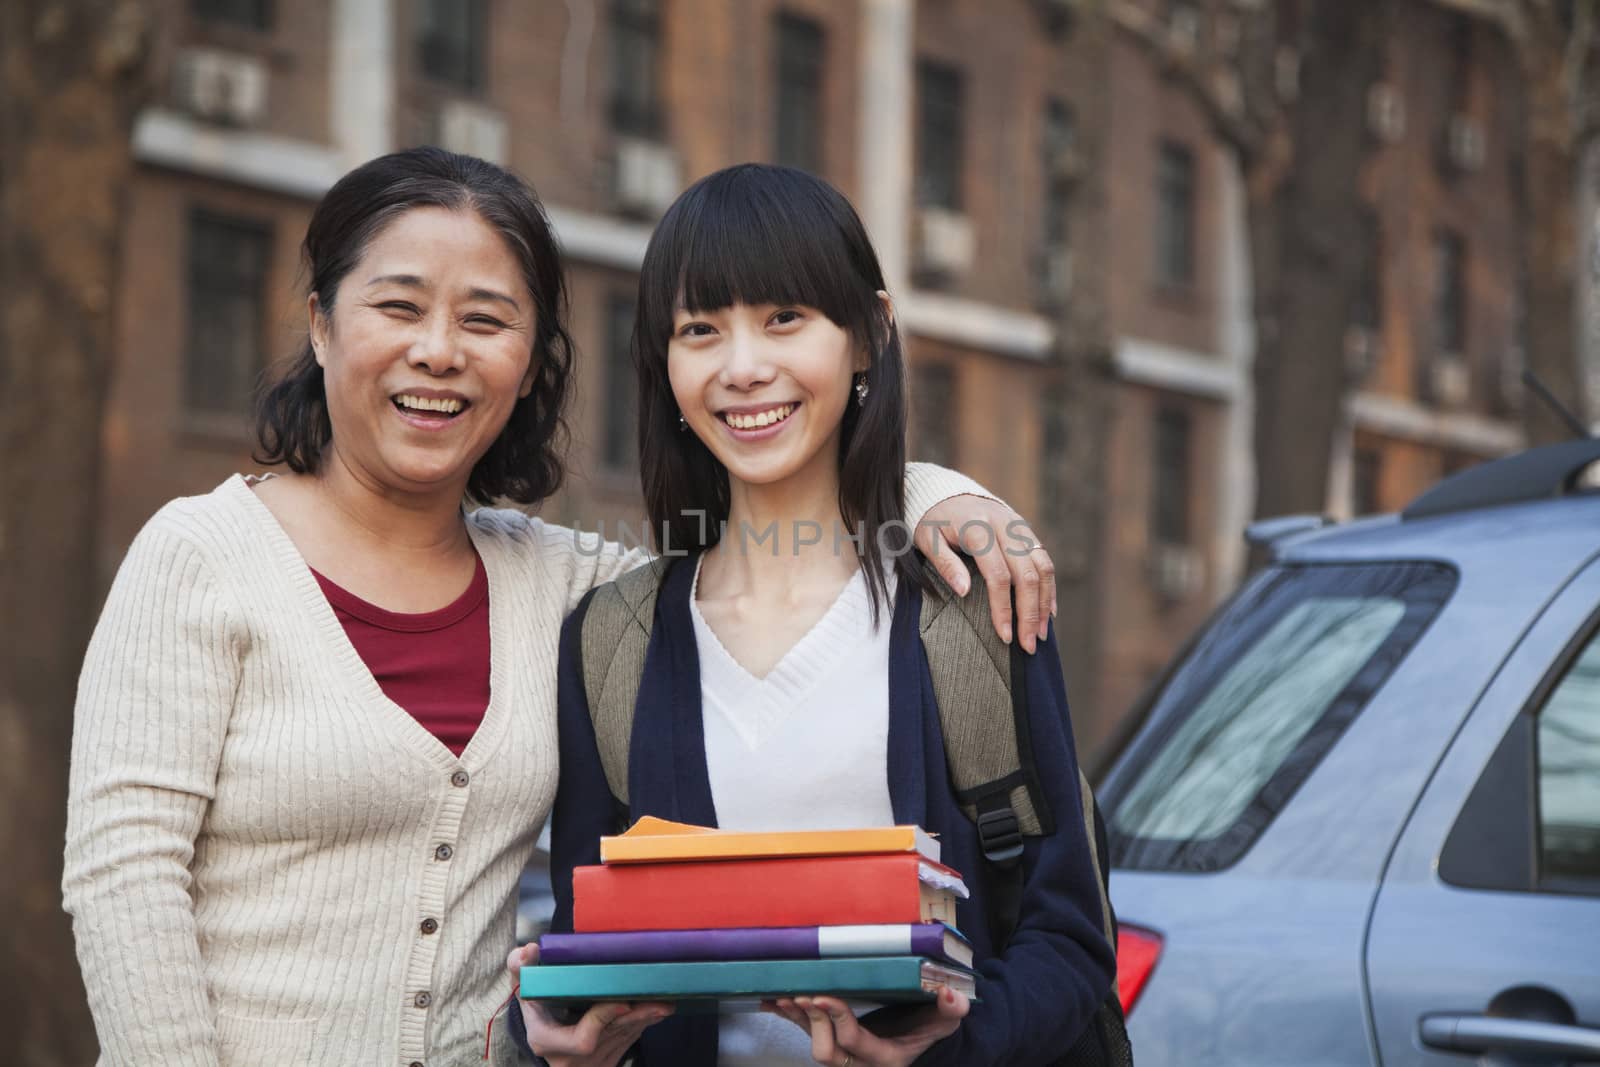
[63,465,981,1067]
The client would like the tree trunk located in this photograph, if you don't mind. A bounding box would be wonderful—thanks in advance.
[1250,0,1388,520]
[1520,37,1591,442]
[0,3,150,1062]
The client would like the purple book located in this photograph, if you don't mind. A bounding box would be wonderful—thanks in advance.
[539,923,973,969]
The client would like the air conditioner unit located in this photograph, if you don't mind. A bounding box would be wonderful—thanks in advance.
[1428,356,1472,408]
[914,208,977,281]
[1366,83,1405,143]
[1149,542,1204,603]
[172,47,268,127]
[613,136,681,217]
[1168,4,1202,54]
[1446,114,1486,173]
[436,101,508,165]
[1343,324,1378,383]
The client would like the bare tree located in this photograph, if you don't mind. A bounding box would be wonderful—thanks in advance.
[0,2,152,1062]
[1450,0,1600,441]
[1110,0,1390,520]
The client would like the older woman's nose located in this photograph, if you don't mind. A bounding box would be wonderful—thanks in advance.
[407,313,465,375]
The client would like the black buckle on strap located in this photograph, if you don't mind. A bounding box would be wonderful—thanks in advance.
[977,804,1024,866]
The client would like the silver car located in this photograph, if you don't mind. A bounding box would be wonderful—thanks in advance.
[1099,439,1600,1066]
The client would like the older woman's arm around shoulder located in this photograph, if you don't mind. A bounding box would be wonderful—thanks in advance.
[63,513,245,1067]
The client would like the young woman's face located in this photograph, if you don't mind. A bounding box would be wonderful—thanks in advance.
[668,302,866,490]
[312,206,536,497]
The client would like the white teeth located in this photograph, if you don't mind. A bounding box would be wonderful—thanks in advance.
[725,404,794,430]
[396,394,464,414]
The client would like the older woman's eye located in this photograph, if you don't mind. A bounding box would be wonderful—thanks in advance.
[378,301,421,316]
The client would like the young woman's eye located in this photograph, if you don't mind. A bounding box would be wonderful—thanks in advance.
[677,322,715,339]
[770,309,804,327]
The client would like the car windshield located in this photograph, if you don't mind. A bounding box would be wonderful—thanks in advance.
[1103,562,1457,872]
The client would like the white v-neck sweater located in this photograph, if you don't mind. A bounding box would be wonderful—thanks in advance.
[63,466,982,1067]
[692,562,897,1066]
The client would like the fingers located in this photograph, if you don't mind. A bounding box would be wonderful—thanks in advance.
[523,998,673,1063]
[914,519,972,597]
[935,987,971,1021]
[507,942,539,978]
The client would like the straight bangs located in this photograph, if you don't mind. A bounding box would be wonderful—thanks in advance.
[636,165,886,358]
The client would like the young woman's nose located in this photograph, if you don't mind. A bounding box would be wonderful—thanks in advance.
[406,310,465,375]
[718,326,775,390]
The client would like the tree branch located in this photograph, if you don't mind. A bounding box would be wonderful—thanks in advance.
[1106,0,1266,159]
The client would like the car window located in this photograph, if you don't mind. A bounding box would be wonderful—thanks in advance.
[1538,628,1600,886]
[1104,562,1456,872]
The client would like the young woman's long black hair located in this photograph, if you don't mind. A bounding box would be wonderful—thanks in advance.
[633,163,933,619]
[254,146,575,506]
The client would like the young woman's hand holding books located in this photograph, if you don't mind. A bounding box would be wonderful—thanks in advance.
[508,943,675,1066]
[766,990,971,1067]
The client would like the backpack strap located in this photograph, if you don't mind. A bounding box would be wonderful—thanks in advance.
[576,557,672,807]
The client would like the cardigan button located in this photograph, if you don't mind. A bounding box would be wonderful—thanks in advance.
[434,844,453,861]
[420,917,439,935]
[451,770,470,788]
[414,990,432,1009]
[410,1061,424,1067]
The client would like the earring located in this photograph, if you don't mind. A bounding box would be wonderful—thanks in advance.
[855,374,870,405]
[677,413,687,431]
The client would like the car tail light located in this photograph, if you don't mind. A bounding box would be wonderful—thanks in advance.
[1116,924,1163,1014]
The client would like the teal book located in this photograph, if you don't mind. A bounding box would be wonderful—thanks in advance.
[520,955,977,1011]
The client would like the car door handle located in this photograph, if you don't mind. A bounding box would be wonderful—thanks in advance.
[1421,1013,1600,1061]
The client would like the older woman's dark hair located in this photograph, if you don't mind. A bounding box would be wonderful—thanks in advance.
[255,146,574,506]
[633,163,932,619]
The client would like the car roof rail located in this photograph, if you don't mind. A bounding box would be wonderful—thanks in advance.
[1244,514,1333,547]
[1402,438,1600,522]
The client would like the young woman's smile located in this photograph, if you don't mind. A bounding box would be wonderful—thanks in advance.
[669,303,862,487]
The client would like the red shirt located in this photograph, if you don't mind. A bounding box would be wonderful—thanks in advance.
[312,556,490,756]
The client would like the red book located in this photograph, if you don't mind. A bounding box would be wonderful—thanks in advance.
[572,854,968,933]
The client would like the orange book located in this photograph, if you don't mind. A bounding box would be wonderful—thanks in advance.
[573,853,968,933]
[599,817,941,865]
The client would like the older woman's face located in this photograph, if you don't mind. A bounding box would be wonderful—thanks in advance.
[311,206,535,498]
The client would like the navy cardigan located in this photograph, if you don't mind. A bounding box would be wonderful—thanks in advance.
[536,555,1117,1066]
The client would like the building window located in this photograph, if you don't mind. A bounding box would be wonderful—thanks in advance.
[1155,140,1196,288]
[611,0,663,138]
[1433,229,1467,356]
[1353,209,1382,330]
[1151,405,1192,545]
[916,61,964,209]
[1039,97,1076,306]
[417,0,487,92]
[773,13,825,172]
[1039,384,1070,532]
[185,210,272,418]
[193,0,273,30]
[602,293,638,471]
[914,363,957,468]
[1352,447,1382,516]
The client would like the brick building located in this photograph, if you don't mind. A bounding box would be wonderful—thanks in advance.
[102,0,1529,756]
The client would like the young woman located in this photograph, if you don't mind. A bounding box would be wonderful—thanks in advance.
[522,165,1115,1066]
[62,149,1054,1066]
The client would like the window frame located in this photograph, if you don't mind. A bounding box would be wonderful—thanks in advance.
[1442,606,1600,898]
[773,11,826,173]
[192,0,274,32]
[183,208,274,420]
[1154,139,1196,289]
[1103,561,1459,873]
[610,0,664,139]
[600,291,639,473]
[915,60,965,211]
[415,0,489,94]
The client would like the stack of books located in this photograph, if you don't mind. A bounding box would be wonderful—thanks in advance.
[520,817,979,1010]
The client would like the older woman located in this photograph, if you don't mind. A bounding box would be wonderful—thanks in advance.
[62,148,1056,1066]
